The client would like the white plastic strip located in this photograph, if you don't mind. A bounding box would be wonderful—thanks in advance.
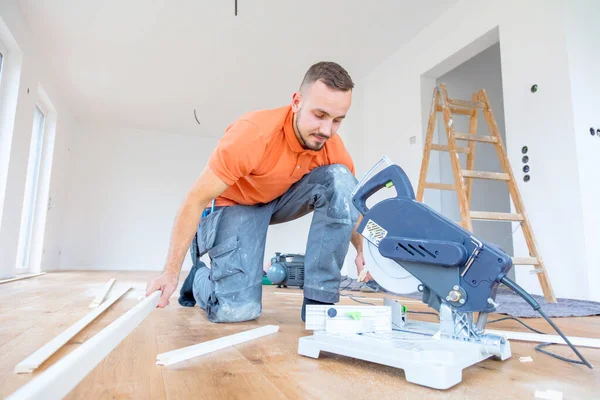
[157,325,280,366]
[0,272,46,284]
[7,291,160,400]
[89,278,116,308]
[305,305,391,332]
[486,329,600,348]
[14,286,131,374]
[272,291,388,302]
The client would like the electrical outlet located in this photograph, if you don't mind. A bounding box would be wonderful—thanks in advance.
[410,136,416,145]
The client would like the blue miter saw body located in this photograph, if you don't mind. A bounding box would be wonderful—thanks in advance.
[352,164,513,314]
[298,162,591,389]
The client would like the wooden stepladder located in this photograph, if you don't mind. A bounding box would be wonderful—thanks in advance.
[417,84,557,303]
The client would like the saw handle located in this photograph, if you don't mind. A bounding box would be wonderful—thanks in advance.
[352,165,415,215]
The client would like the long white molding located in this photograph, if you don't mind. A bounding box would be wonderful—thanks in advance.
[0,272,46,284]
[89,278,116,308]
[486,329,600,348]
[157,325,280,367]
[7,291,160,400]
[14,286,132,374]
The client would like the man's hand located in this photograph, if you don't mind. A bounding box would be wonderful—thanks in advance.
[146,271,179,308]
[355,251,373,282]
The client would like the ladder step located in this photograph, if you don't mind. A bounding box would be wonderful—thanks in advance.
[448,98,486,109]
[511,257,540,265]
[424,182,455,190]
[435,105,474,116]
[461,170,510,180]
[470,211,524,221]
[454,133,498,143]
[431,144,471,154]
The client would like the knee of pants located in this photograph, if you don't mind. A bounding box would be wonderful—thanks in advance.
[205,235,263,322]
[206,291,262,323]
[321,164,360,223]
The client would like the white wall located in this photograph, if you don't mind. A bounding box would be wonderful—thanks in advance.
[60,125,216,271]
[360,0,591,300]
[434,43,514,257]
[0,1,74,278]
[565,0,600,302]
[59,121,362,276]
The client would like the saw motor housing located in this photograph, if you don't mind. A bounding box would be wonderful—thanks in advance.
[352,164,513,314]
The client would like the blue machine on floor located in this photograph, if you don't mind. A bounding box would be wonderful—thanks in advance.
[266,253,305,288]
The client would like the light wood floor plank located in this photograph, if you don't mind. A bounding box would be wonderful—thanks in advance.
[1,271,599,399]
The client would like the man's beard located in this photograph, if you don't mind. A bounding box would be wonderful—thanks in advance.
[295,108,326,151]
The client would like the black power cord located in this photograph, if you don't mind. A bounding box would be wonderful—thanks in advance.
[487,316,545,334]
[500,276,593,369]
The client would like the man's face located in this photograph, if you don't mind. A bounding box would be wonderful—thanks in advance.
[291,80,352,151]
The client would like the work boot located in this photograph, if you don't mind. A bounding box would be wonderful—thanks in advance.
[301,297,333,322]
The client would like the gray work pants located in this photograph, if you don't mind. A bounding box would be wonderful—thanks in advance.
[190,164,360,323]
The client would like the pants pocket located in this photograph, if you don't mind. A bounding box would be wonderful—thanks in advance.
[208,234,244,293]
[191,208,225,264]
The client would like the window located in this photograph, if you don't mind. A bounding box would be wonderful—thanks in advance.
[16,106,46,269]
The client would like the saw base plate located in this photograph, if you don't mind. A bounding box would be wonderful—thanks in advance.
[298,320,511,390]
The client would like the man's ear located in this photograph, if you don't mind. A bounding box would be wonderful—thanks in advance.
[291,92,302,112]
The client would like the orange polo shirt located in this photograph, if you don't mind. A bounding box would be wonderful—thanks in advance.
[208,105,355,207]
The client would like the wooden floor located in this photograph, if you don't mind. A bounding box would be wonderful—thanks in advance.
[1,271,599,399]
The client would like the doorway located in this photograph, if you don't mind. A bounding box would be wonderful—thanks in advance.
[421,42,515,273]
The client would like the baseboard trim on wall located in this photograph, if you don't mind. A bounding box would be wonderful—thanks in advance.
[0,272,46,284]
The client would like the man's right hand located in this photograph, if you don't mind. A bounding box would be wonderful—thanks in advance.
[146,271,179,308]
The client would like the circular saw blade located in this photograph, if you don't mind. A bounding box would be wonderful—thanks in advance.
[363,240,421,294]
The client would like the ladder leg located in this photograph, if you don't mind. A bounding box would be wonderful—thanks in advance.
[476,90,557,302]
[440,84,472,231]
[465,98,478,207]
[416,88,440,202]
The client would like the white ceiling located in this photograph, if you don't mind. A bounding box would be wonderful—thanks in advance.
[18,0,457,136]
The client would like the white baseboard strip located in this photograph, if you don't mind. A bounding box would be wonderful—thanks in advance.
[14,286,132,374]
[156,325,280,367]
[7,291,160,400]
[0,273,46,285]
[89,278,116,308]
[486,329,600,348]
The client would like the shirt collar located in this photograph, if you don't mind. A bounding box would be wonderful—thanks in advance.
[283,105,319,155]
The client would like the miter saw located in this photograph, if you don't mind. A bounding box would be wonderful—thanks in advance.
[298,157,591,389]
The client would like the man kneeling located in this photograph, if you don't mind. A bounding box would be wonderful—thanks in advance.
[145,61,369,322]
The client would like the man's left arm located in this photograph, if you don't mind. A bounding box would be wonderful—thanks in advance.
[328,136,373,281]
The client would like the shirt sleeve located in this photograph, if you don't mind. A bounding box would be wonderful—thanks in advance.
[208,119,266,185]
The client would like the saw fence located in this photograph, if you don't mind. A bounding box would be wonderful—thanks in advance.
[416,84,556,303]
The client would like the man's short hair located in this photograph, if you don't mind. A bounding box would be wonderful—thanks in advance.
[300,61,354,92]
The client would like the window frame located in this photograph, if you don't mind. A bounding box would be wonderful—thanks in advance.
[16,105,48,270]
